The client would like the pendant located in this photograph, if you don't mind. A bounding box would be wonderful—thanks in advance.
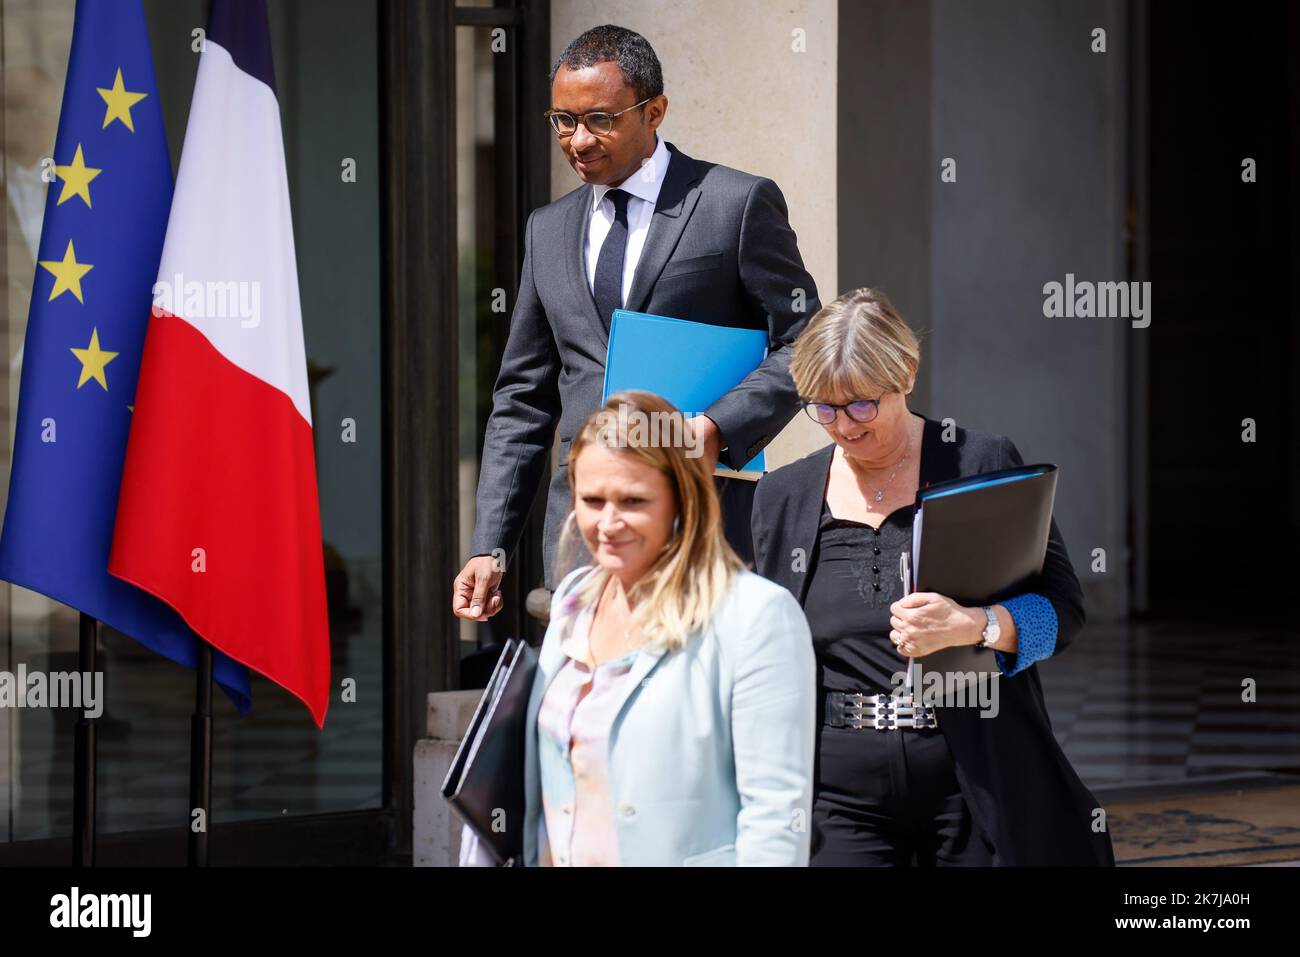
[873,490,885,503]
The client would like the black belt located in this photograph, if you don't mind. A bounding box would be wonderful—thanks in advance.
[824,691,939,730]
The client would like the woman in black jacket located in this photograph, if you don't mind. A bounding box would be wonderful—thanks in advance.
[751,287,1114,866]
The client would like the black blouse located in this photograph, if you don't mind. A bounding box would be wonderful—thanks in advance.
[750,416,1113,865]
[803,499,914,694]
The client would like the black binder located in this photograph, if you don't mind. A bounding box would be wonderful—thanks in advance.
[907,464,1059,694]
[440,638,538,865]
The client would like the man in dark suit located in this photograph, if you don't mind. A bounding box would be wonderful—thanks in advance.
[452,24,820,622]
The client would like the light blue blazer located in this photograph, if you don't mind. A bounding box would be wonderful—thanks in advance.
[521,564,816,866]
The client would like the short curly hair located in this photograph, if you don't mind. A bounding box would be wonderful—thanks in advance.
[549,24,664,104]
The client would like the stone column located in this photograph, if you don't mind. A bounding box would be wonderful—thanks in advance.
[413,689,482,866]
[549,0,840,466]
[838,0,1130,620]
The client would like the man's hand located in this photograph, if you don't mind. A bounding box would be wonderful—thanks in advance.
[452,554,505,621]
[686,414,724,472]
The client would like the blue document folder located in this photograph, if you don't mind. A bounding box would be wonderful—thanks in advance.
[603,309,769,479]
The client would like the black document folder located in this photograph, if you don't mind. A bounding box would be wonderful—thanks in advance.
[440,638,537,865]
[907,464,1059,694]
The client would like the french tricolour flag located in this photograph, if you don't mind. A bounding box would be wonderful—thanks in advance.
[110,0,330,726]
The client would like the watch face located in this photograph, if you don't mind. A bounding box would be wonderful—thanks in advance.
[983,608,999,646]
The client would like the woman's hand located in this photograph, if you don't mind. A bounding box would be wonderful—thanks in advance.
[888,591,983,657]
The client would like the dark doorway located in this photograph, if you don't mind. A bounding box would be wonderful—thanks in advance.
[1142,0,1300,617]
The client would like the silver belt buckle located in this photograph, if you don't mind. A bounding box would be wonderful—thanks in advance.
[893,699,938,730]
[843,692,937,730]
[832,691,938,730]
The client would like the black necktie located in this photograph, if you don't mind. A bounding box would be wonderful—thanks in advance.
[593,188,630,331]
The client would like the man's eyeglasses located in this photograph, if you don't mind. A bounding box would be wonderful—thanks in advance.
[544,96,653,137]
[801,395,886,426]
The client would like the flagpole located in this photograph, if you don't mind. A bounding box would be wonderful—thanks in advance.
[187,642,213,866]
[72,612,99,867]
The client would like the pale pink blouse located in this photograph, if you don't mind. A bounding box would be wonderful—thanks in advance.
[534,598,640,867]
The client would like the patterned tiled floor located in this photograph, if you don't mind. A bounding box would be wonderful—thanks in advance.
[1038,619,1300,790]
[1106,783,1300,865]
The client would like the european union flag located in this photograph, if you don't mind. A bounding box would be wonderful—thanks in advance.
[0,0,251,711]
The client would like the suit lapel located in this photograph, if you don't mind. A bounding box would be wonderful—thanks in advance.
[609,643,668,738]
[532,630,570,704]
[790,443,836,604]
[524,567,598,858]
[564,142,706,353]
[523,618,569,819]
[529,570,669,762]
[564,189,609,352]
[624,142,704,314]
[530,565,602,704]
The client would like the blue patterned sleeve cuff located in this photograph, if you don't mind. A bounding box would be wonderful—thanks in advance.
[993,593,1058,677]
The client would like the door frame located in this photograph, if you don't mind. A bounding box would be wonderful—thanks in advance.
[381,0,551,860]
[0,0,551,867]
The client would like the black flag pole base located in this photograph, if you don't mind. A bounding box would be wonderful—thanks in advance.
[72,613,99,867]
[188,641,214,867]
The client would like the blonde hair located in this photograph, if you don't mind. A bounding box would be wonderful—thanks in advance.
[790,287,921,400]
[556,390,744,652]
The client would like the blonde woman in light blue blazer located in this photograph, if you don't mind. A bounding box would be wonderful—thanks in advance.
[460,391,815,867]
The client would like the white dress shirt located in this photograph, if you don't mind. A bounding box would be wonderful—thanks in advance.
[583,133,671,307]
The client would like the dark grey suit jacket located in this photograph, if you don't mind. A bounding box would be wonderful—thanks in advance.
[751,417,1115,865]
[469,141,820,589]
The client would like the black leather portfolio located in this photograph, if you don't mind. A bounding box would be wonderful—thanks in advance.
[440,638,537,865]
[906,464,1059,694]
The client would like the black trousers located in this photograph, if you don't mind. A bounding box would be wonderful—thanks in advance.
[716,475,756,565]
[811,721,995,866]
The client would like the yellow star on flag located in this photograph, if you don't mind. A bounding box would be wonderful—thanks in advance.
[38,240,93,303]
[97,68,147,131]
[70,328,118,391]
[54,144,102,207]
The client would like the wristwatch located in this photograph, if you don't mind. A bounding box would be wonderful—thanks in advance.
[978,606,1000,649]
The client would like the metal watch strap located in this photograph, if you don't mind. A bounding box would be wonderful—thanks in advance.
[980,605,999,648]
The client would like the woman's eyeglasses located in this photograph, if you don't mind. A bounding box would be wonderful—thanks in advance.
[801,394,885,426]
[544,96,654,137]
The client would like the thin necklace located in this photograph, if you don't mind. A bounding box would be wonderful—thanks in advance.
[594,577,637,662]
[846,423,913,504]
